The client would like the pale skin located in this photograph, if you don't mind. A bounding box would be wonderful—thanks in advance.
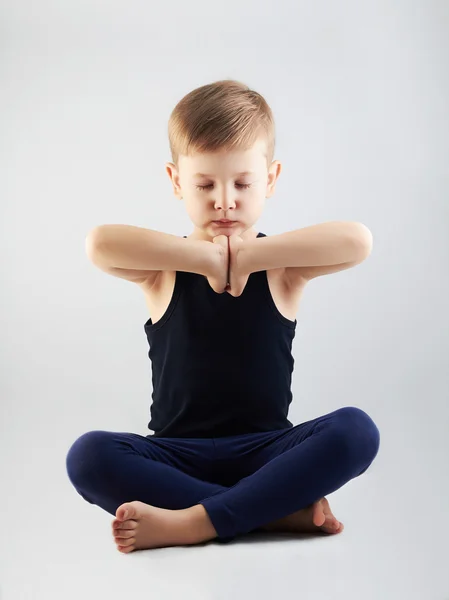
[108,137,373,552]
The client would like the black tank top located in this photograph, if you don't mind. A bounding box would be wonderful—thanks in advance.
[144,232,297,438]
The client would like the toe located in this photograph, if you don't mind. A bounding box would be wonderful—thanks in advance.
[117,544,134,553]
[116,502,138,521]
[330,517,340,530]
[325,520,343,534]
[113,519,138,530]
[113,528,135,540]
[116,536,136,547]
[310,500,326,526]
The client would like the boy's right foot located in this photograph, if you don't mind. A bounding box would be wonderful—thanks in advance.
[260,497,344,535]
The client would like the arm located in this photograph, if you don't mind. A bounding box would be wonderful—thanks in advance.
[86,224,221,285]
[238,221,373,282]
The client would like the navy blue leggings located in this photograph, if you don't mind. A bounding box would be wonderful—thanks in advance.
[66,406,380,542]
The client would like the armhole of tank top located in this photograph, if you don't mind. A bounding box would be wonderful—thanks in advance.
[144,268,184,333]
[261,271,298,329]
[256,232,296,328]
[145,270,183,332]
[145,235,190,331]
[261,271,297,329]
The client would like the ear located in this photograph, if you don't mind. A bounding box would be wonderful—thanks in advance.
[266,160,282,198]
[165,163,183,200]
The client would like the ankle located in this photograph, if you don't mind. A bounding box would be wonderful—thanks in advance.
[183,504,218,543]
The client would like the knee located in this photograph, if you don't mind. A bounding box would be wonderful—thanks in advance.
[332,406,380,467]
[66,430,115,488]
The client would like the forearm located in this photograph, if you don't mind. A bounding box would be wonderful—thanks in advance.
[239,221,372,273]
[86,224,219,277]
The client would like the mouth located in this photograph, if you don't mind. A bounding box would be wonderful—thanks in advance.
[214,220,236,224]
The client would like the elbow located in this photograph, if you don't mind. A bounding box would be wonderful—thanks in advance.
[85,226,109,264]
[351,222,373,260]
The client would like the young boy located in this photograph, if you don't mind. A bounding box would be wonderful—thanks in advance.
[66,79,380,553]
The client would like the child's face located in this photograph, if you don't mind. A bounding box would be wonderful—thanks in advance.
[166,137,281,241]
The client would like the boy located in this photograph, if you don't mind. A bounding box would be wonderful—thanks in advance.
[66,79,380,553]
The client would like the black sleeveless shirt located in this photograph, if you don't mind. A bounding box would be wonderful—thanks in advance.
[144,232,297,438]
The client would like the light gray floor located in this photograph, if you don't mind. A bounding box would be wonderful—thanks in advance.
[2,433,448,600]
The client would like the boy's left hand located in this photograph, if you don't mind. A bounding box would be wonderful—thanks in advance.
[226,234,250,297]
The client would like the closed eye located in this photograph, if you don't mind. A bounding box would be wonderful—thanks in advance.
[196,183,252,191]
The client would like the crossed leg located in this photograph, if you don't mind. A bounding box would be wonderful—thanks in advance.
[67,407,379,553]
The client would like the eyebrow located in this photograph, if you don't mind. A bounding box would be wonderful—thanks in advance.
[193,171,255,177]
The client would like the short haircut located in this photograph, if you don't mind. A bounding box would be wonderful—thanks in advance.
[168,79,275,169]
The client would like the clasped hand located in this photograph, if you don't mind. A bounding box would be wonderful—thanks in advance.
[208,234,250,297]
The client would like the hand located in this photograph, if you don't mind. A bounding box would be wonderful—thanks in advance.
[206,234,249,296]
[227,234,249,297]
[206,235,229,293]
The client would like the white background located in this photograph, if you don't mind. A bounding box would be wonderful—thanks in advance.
[1,1,448,598]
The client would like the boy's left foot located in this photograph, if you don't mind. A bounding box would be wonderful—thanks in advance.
[260,496,344,535]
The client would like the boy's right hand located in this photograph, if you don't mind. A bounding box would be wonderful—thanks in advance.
[206,235,230,294]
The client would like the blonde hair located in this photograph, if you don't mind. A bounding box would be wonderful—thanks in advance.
[168,79,275,169]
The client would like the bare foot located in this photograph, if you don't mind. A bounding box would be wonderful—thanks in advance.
[260,497,344,535]
[112,501,209,553]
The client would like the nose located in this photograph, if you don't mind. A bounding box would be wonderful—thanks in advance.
[214,190,237,212]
